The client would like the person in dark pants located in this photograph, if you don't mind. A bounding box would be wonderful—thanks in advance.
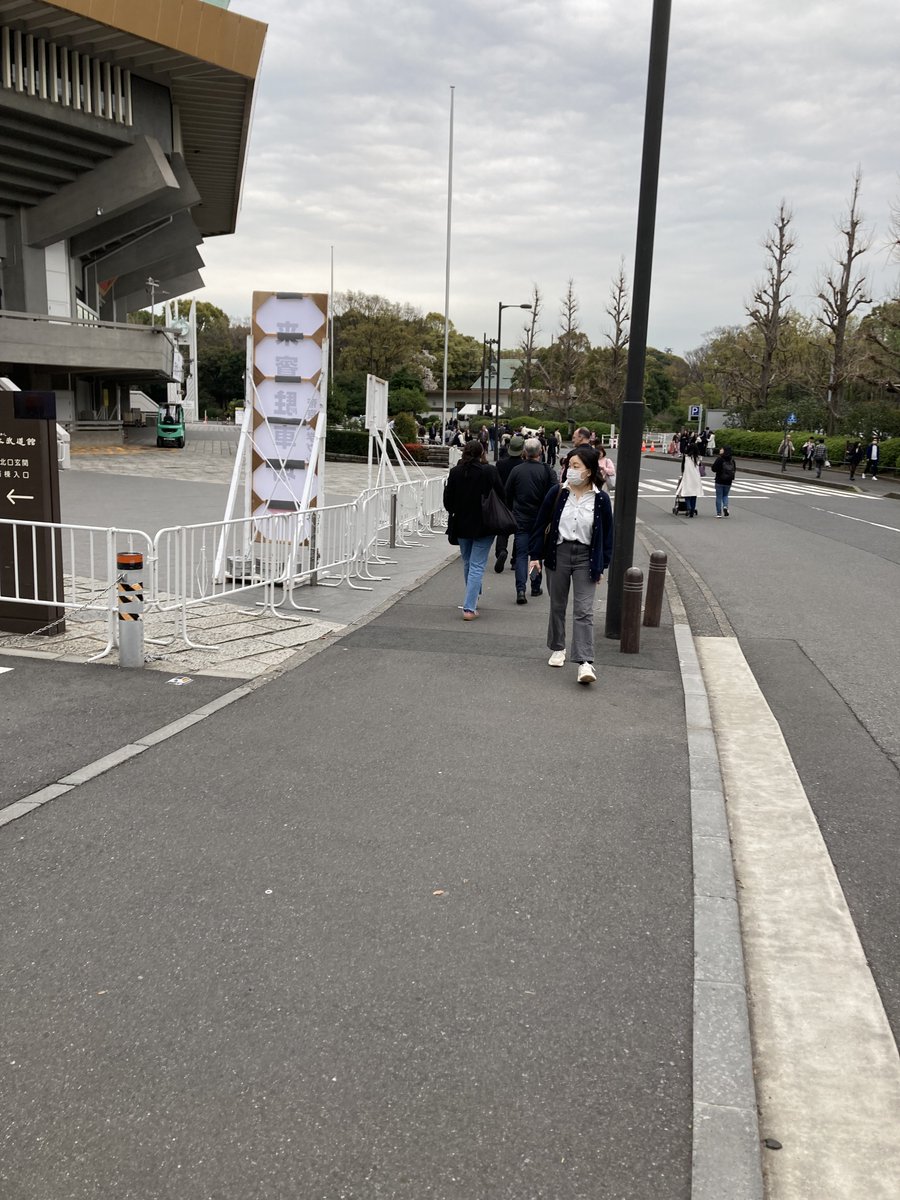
[862,436,880,480]
[505,438,557,604]
[812,438,828,478]
[443,440,506,620]
[847,441,864,481]
[493,434,524,572]
[528,446,614,686]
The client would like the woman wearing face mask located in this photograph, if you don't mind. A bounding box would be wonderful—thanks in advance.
[528,445,614,685]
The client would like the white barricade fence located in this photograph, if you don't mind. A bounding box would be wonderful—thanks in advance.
[0,517,152,658]
[1,473,451,657]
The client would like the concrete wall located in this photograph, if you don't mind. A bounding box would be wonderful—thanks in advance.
[1,212,48,314]
[130,76,173,154]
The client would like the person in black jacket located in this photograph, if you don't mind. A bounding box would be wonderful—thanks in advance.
[493,434,525,573]
[505,437,557,603]
[443,439,507,620]
[528,446,614,684]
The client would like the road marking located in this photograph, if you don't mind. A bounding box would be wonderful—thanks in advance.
[0,666,13,674]
[697,637,900,1196]
[812,508,900,533]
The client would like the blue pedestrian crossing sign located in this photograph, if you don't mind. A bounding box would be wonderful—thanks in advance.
[787,412,797,425]
[689,405,701,419]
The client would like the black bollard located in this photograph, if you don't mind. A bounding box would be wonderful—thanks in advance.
[620,567,643,654]
[643,551,668,627]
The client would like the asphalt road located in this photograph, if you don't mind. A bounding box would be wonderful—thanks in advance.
[635,452,900,1039]
[0,556,693,1200]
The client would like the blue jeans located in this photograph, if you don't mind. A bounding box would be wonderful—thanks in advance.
[458,536,494,612]
[715,482,731,515]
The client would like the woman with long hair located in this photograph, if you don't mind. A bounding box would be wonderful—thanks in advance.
[528,445,614,684]
[443,439,506,620]
[675,442,705,517]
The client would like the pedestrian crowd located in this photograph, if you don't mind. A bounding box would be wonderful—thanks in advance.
[442,428,614,686]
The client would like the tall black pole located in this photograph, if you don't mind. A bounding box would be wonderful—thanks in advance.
[494,302,503,461]
[605,0,672,639]
[480,336,488,419]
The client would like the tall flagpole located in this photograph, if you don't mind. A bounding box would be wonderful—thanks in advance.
[441,85,455,446]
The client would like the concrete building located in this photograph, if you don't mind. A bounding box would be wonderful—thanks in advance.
[0,0,265,430]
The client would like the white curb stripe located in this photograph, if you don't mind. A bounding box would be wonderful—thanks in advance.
[696,636,900,1199]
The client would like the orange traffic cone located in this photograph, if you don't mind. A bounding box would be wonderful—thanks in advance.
[641,440,646,452]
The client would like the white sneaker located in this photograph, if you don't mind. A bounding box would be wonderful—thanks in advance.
[548,650,566,667]
[577,662,596,685]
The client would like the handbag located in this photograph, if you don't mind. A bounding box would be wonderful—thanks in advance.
[481,488,517,536]
[698,461,707,476]
[446,512,459,545]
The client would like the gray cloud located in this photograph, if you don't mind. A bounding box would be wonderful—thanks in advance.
[199,0,900,354]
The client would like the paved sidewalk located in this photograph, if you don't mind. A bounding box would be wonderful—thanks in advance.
[0,544,698,1199]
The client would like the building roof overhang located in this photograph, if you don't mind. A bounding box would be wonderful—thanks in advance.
[0,0,266,237]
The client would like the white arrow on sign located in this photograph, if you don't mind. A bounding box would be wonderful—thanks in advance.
[6,489,34,505]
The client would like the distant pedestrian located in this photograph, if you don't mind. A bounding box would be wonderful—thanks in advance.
[675,443,705,517]
[596,444,616,492]
[862,436,880,480]
[801,437,815,470]
[443,439,506,621]
[546,428,559,468]
[528,446,614,686]
[778,433,794,472]
[812,438,828,478]
[712,446,736,517]
[847,441,864,481]
[559,427,593,482]
[494,434,525,572]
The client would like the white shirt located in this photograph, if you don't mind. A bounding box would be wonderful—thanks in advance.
[557,484,599,544]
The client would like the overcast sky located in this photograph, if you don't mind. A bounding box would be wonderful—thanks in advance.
[198,0,900,358]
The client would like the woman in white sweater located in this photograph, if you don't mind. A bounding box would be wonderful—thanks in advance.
[675,444,705,517]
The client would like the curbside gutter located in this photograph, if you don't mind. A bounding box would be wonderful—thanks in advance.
[674,625,765,1200]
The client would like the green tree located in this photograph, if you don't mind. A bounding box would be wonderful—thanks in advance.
[419,312,482,389]
[334,291,421,381]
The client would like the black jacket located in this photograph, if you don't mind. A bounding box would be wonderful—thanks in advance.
[443,461,505,539]
[505,459,558,531]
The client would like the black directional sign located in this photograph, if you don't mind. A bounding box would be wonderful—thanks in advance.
[0,391,65,635]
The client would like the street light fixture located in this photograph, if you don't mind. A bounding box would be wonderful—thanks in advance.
[481,335,498,423]
[495,301,532,460]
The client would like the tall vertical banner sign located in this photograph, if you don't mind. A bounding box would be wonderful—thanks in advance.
[251,292,328,518]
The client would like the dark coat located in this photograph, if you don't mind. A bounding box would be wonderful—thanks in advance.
[443,461,505,539]
[529,485,614,582]
[505,459,558,531]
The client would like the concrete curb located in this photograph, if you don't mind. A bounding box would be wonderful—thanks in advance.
[674,625,765,1200]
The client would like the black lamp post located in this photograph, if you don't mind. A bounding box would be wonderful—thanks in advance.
[481,335,497,424]
[495,302,532,460]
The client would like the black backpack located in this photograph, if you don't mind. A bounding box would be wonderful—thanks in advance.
[720,458,736,483]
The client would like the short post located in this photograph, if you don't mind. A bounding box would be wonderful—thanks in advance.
[643,551,668,627]
[620,566,643,654]
[116,551,144,668]
[389,492,398,548]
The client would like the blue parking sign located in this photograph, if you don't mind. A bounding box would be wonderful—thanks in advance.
[689,405,701,419]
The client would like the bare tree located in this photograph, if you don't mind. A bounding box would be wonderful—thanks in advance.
[604,258,630,415]
[517,284,543,414]
[746,201,795,408]
[816,169,873,432]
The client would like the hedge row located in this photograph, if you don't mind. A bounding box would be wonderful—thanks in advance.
[717,430,900,470]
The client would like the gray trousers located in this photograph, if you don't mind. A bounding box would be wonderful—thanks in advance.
[546,540,596,663]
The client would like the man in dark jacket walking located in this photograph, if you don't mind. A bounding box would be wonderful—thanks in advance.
[505,438,558,603]
[493,434,524,572]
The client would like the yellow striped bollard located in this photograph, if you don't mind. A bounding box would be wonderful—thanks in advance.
[116,551,144,668]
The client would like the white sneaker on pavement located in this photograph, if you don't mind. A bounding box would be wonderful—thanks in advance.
[548,650,566,667]
[577,662,596,685]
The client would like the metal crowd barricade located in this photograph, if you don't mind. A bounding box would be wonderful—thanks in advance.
[0,517,152,659]
[152,512,304,648]
[1,471,453,659]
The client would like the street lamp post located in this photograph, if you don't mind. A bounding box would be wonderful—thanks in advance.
[604,0,672,638]
[495,301,532,460]
[481,335,497,424]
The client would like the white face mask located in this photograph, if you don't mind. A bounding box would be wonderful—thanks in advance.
[567,469,586,487]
